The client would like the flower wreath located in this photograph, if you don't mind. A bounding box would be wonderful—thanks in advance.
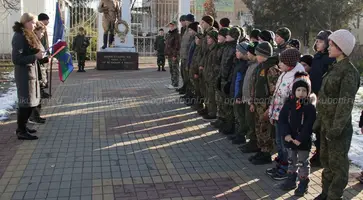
[115,19,130,38]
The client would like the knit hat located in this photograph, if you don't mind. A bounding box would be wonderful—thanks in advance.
[328,29,356,56]
[218,27,229,37]
[169,21,177,25]
[247,42,257,55]
[201,15,214,27]
[315,30,332,51]
[259,30,273,43]
[219,18,230,28]
[236,42,249,54]
[179,15,186,22]
[300,55,313,67]
[38,13,49,21]
[287,39,301,50]
[185,14,195,22]
[255,41,273,58]
[207,30,218,43]
[250,29,261,40]
[293,71,311,96]
[227,27,241,41]
[188,22,199,33]
[279,48,301,67]
[276,27,291,42]
[213,21,220,30]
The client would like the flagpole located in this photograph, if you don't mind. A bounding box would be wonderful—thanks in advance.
[49,59,53,97]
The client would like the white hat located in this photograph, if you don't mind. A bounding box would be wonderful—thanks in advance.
[328,29,356,56]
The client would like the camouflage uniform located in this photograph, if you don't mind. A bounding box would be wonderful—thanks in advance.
[219,40,238,132]
[215,43,227,119]
[165,28,181,87]
[251,56,280,152]
[314,58,360,199]
[154,35,165,69]
[189,41,202,108]
[203,43,219,117]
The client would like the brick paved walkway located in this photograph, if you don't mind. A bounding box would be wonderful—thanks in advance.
[0,65,362,200]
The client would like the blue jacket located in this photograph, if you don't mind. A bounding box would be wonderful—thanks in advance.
[278,97,316,151]
[187,41,196,68]
[231,59,248,99]
[310,52,335,95]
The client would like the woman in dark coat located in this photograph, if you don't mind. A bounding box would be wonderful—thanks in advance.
[12,13,44,140]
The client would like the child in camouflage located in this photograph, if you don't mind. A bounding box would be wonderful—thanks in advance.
[278,71,316,197]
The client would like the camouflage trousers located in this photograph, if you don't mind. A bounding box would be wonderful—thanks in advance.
[181,59,190,87]
[233,102,248,136]
[157,54,165,67]
[205,80,217,117]
[199,74,206,99]
[215,90,226,119]
[168,56,180,87]
[255,103,273,153]
[222,96,234,131]
[320,120,353,199]
[245,103,256,142]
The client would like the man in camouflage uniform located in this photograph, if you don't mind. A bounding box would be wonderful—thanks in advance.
[165,21,181,89]
[218,27,241,135]
[249,41,280,165]
[313,30,359,200]
[179,14,196,96]
[189,34,203,110]
[98,0,120,49]
[202,30,219,119]
[212,27,229,128]
[154,28,166,71]
[197,15,217,115]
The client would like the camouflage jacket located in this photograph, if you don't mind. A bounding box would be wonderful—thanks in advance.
[165,28,181,57]
[198,26,218,67]
[203,43,219,83]
[315,58,360,139]
[252,56,281,105]
[190,45,202,76]
[220,40,238,87]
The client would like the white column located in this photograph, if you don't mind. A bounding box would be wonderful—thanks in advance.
[178,0,190,27]
[97,13,103,50]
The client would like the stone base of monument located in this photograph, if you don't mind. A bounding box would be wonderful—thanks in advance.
[96,49,139,70]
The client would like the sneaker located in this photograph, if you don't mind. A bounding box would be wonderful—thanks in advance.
[266,167,278,176]
[279,172,297,191]
[251,152,272,165]
[271,168,288,181]
[294,178,310,197]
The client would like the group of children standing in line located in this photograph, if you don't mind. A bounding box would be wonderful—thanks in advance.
[155,14,362,199]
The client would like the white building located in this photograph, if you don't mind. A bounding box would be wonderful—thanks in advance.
[0,0,72,58]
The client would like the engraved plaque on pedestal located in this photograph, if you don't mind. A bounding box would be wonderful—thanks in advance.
[96,52,139,70]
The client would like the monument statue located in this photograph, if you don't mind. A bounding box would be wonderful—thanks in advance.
[98,0,120,49]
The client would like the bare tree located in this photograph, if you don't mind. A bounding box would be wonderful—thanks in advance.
[0,0,20,12]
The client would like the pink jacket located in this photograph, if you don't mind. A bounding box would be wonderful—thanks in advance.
[269,63,305,121]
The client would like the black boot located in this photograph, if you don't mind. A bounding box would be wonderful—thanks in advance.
[280,172,297,191]
[16,129,38,140]
[251,152,272,165]
[101,34,108,49]
[294,178,309,196]
[157,65,161,71]
[310,151,321,167]
[239,140,260,153]
[26,127,37,134]
[162,66,166,71]
[81,65,86,72]
[232,135,246,145]
[219,124,234,135]
[313,193,328,200]
[109,34,114,47]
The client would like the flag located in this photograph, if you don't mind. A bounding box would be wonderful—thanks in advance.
[52,41,74,82]
[52,1,73,82]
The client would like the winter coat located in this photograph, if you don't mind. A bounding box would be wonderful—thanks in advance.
[72,34,90,53]
[279,97,317,150]
[203,43,219,83]
[190,44,202,76]
[181,26,187,37]
[165,28,181,58]
[220,40,238,96]
[231,59,248,99]
[198,26,217,67]
[269,63,305,121]
[315,58,360,140]
[180,31,195,60]
[12,31,41,108]
[252,56,280,104]
[242,61,258,103]
[154,35,165,55]
[310,52,335,95]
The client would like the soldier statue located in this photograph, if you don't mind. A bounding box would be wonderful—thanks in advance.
[98,0,120,49]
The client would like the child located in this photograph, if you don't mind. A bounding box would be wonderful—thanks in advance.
[279,71,316,197]
[275,27,291,54]
[73,27,90,72]
[154,28,166,71]
[300,55,313,73]
[249,41,280,165]
[267,48,305,180]
[229,42,250,144]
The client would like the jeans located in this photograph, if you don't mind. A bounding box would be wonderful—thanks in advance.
[275,121,288,164]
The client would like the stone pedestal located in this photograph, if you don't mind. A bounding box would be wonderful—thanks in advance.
[97,51,138,70]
